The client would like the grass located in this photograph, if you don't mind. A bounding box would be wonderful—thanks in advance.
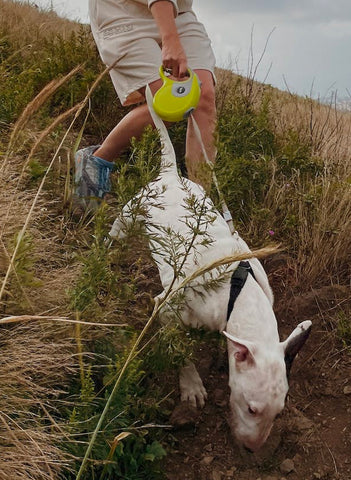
[1,1,351,479]
[337,311,351,351]
[0,321,75,480]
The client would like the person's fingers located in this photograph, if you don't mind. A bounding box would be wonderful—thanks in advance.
[163,58,172,71]
[172,62,180,78]
[163,61,188,80]
[161,40,188,80]
[178,60,188,78]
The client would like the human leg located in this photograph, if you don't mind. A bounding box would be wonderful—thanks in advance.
[185,69,217,190]
[173,10,217,189]
[93,79,163,162]
[74,79,163,204]
[76,2,164,203]
[77,4,217,200]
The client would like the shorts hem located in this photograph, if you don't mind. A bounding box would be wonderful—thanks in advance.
[121,72,162,106]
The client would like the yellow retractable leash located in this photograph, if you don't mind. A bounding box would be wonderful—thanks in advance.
[153,66,201,122]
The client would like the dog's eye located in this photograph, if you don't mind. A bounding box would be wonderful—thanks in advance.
[248,405,256,415]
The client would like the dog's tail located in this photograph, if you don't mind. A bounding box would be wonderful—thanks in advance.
[145,85,178,176]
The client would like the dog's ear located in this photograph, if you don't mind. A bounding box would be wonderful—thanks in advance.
[223,331,256,366]
[281,321,312,376]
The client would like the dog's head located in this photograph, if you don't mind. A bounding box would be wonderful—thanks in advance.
[224,320,311,452]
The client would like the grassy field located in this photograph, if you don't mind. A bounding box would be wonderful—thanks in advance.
[1,1,350,479]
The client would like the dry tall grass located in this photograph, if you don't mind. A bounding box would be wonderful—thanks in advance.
[216,70,351,286]
[0,321,75,480]
[271,93,351,283]
[216,68,351,173]
[272,91,351,173]
[0,142,79,478]
[0,0,81,45]
[4,64,83,163]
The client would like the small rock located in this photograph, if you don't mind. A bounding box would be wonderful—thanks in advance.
[169,402,200,429]
[226,467,237,476]
[293,413,314,431]
[343,385,351,395]
[280,458,295,474]
[212,470,222,480]
[213,388,227,407]
[292,453,302,465]
[313,473,322,479]
[202,455,215,465]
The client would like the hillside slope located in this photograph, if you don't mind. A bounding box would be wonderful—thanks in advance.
[1,2,351,480]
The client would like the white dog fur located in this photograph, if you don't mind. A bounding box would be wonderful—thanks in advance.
[109,86,311,452]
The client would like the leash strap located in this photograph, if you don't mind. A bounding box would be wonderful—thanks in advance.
[146,84,235,234]
[226,261,256,321]
[190,114,235,235]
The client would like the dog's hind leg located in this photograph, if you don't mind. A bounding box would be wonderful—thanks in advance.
[109,200,144,240]
[179,361,207,408]
[109,214,128,239]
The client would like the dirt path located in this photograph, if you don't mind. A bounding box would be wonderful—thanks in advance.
[164,272,351,480]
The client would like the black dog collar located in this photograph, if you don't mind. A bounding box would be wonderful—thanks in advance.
[226,261,256,321]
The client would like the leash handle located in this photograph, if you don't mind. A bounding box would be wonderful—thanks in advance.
[190,114,236,235]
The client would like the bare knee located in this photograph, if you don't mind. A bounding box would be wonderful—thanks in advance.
[194,70,216,119]
[199,85,216,118]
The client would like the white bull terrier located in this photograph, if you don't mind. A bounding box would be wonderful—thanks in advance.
[109,86,312,452]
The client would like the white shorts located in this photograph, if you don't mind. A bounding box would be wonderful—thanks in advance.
[89,0,216,106]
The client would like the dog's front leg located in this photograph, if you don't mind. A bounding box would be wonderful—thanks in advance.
[179,361,207,408]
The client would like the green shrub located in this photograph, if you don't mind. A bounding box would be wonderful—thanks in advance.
[66,333,168,480]
[276,129,323,177]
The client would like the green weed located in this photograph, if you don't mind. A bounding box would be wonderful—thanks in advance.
[337,312,351,351]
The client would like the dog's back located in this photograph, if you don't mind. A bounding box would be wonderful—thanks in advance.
[111,86,241,290]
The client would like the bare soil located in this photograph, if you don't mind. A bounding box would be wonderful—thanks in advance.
[163,259,351,480]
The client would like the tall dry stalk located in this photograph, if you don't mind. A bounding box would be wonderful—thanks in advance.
[0,314,128,327]
[0,321,75,479]
[0,104,80,239]
[0,61,117,303]
[3,64,83,168]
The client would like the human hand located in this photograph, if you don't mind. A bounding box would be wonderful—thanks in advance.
[150,0,188,78]
[161,33,188,79]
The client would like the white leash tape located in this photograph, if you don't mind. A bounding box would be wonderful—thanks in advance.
[146,83,236,235]
[189,114,235,235]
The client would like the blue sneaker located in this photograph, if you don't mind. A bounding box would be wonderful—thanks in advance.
[74,145,114,208]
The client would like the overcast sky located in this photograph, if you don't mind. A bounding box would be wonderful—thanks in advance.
[29,0,351,99]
